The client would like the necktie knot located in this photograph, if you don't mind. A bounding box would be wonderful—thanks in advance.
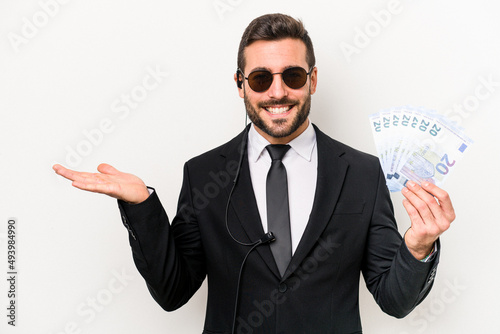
[266,144,291,161]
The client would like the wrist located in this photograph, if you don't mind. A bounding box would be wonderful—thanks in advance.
[408,246,433,261]
[420,246,435,262]
[126,186,151,204]
[404,230,435,261]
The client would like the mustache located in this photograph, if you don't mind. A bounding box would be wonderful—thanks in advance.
[258,98,299,108]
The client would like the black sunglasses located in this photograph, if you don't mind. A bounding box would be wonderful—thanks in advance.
[238,66,314,92]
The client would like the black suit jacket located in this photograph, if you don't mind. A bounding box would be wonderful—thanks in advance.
[118,124,439,334]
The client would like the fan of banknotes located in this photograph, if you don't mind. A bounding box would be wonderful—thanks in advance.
[369,106,473,192]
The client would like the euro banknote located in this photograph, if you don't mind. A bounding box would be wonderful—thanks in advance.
[369,106,473,192]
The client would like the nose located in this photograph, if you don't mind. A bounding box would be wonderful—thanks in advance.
[267,73,288,99]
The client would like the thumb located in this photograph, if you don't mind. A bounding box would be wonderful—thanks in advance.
[97,163,119,175]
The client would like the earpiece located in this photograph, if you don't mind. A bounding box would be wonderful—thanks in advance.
[236,70,243,89]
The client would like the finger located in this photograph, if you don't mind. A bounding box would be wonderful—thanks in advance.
[407,181,443,219]
[53,164,68,175]
[421,182,456,222]
[402,197,439,240]
[54,166,99,184]
[403,195,443,241]
[72,179,117,197]
[402,198,423,227]
[402,181,437,223]
[97,163,119,175]
[404,181,453,234]
[53,164,87,182]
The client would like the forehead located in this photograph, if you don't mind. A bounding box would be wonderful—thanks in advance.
[243,38,308,72]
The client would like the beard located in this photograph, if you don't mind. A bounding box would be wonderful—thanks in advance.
[244,93,311,139]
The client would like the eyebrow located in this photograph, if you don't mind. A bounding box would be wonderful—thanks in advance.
[248,65,304,74]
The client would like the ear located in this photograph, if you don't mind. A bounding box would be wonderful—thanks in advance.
[309,67,318,95]
[234,72,245,98]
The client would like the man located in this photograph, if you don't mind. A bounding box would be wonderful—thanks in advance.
[53,14,455,333]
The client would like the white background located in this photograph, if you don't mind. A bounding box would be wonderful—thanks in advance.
[1,0,499,333]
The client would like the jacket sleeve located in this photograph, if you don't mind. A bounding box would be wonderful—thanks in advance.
[117,163,206,311]
[362,166,440,318]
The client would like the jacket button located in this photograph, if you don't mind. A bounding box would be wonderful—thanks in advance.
[279,283,287,293]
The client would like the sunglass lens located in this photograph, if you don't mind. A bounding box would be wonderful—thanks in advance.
[282,67,308,89]
[248,71,273,92]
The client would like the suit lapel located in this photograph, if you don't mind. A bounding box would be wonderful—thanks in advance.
[220,127,281,279]
[283,125,349,280]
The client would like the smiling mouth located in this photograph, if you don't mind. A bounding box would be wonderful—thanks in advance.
[263,105,293,115]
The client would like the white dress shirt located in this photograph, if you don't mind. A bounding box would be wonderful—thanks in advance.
[247,120,317,254]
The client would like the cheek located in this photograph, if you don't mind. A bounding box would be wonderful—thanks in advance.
[300,87,311,98]
[244,92,263,108]
[289,92,308,105]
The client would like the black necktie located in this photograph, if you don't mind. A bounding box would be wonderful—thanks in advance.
[266,144,292,277]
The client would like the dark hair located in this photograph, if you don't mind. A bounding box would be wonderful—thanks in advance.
[237,13,315,73]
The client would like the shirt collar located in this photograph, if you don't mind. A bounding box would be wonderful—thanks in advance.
[248,120,317,163]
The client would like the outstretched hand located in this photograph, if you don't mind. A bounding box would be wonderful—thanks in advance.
[402,181,455,260]
[53,163,150,204]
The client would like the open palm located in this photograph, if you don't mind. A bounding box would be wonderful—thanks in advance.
[53,163,150,204]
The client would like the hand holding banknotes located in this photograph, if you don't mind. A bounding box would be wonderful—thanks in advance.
[52,163,149,204]
[402,180,455,260]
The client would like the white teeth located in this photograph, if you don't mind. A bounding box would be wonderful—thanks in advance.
[266,106,291,114]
